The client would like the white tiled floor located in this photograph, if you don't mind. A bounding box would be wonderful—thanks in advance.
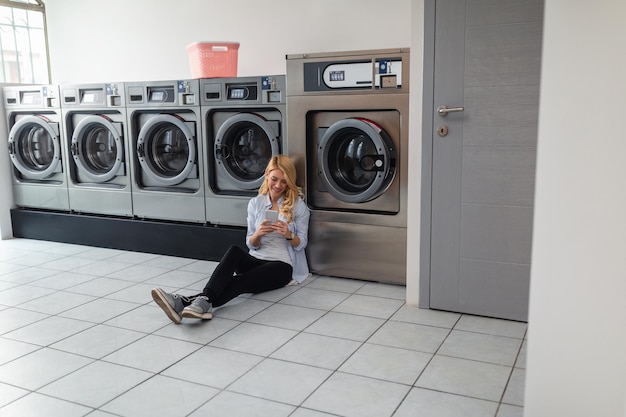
[0,238,528,417]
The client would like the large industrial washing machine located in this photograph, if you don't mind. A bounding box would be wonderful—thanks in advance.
[61,82,132,216]
[200,75,286,226]
[3,84,70,211]
[125,79,205,223]
[286,48,410,284]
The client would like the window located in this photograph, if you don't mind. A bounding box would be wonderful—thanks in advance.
[0,0,49,84]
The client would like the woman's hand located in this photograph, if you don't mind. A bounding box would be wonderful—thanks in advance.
[272,220,291,239]
[257,218,276,236]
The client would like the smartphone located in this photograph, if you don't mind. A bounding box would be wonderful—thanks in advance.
[264,210,279,224]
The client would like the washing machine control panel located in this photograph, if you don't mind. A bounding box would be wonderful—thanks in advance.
[303,58,403,91]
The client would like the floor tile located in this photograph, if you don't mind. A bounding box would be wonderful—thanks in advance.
[70,259,134,276]
[455,315,527,339]
[0,284,55,306]
[4,252,60,267]
[212,297,273,321]
[104,304,171,334]
[38,256,97,272]
[144,269,209,288]
[102,334,201,373]
[38,361,152,408]
[0,392,92,417]
[190,391,295,417]
[502,368,525,406]
[393,387,498,417]
[368,320,450,353]
[438,330,523,366]
[154,316,240,345]
[59,297,140,324]
[416,355,511,402]
[44,243,93,256]
[305,311,385,342]
[3,315,94,346]
[0,337,41,365]
[515,339,527,369]
[0,308,48,335]
[66,277,135,297]
[355,282,407,300]
[106,251,160,265]
[333,294,404,319]
[210,322,297,356]
[18,290,95,315]
[75,246,127,260]
[143,255,196,270]
[391,305,461,328]
[302,372,410,417]
[497,404,524,417]
[27,271,98,291]
[305,276,366,293]
[339,343,432,385]
[162,345,263,389]
[101,375,219,417]
[279,287,350,311]
[50,324,145,358]
[0,382,29,407]
[228,358,332,406]
[0,347,93,390]
[104,282,164,304]
[290,409,337,417]
[0,266,64,284]
[271,332,361,370]
[105,264,170,282]
[247,303,326,331]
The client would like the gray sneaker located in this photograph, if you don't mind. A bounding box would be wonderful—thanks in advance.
[182,296,213,320]
[151,288,185,324]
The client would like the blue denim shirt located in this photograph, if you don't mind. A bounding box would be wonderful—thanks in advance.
[246,194,311,283]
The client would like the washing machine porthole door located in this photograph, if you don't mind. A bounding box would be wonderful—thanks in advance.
[318,117,396,203]
[214,113,280,190]
[71,115,124,183]
[7,115,62,180]
[137,114,197,186]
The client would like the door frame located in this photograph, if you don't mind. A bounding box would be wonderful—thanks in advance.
[418,0,437,308]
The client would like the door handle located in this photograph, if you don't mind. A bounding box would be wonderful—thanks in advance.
[437,105,464,117]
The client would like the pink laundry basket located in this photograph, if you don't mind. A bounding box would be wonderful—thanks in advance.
[186,42,239,78]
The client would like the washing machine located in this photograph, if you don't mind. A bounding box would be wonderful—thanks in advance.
[60,82,132,217]
[3,84,70,211]
[286,48,410,284]
[125,79,205,223]
[200,75,286,226]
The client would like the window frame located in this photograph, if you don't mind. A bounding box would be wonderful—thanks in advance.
[0,0,50,84]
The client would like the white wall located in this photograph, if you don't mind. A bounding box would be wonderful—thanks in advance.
[45,0,411,83]
[524,1,626,416]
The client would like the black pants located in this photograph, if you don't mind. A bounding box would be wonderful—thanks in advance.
[190,245,293,307]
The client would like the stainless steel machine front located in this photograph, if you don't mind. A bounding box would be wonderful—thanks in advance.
[61,82,133,217]
[125,79,205,223]
[4,84,70,211]
[200,75,286,226]
[286,48,410,284]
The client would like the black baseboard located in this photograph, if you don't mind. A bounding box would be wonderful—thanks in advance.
[10,209,247,262]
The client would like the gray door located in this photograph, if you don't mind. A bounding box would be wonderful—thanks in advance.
[424,0,543,321]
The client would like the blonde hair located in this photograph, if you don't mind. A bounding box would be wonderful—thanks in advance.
[258,155,302,223]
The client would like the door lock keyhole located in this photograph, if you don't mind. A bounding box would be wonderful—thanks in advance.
[437,126,449,137]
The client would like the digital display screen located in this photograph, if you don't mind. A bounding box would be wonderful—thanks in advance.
[83,93,96,103]
[229,88,246,100]
[329,71,345,82]
[150,91,165,101]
